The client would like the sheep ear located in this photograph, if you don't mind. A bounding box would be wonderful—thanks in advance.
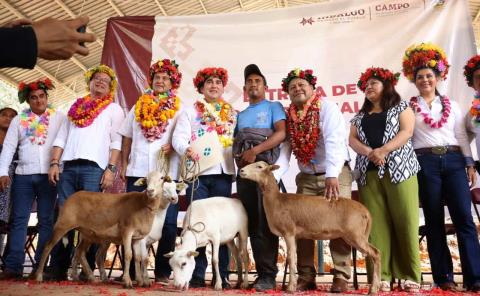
[269,165,280,171]
[187,251,199,257]
[162,175,172,183]
[164,252,174,258]
[134,178,146,186]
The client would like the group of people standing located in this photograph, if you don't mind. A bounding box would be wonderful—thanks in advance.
[0,41,478,294]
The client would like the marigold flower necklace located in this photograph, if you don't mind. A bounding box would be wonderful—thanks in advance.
[410,95,451,128]
[135,89,180,142]
[19,105,55,145]
[68,93,113,128]
[287,94,322,165]
[194,98,236,148]
[469,92,480,126]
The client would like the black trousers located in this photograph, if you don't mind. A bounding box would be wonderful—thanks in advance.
[236,177,278,278]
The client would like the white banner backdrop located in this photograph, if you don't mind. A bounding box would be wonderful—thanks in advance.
[151,0,476,192]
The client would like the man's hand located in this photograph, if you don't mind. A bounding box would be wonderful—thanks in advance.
[1,18,32,28]
[0,176,10,191]
[185,147,196,159]
[119,164,127,182]
[48,166,60,185]
[101,169,115,191]
[240,148,257,164]
[325,177,340,201]
[467,166,477,188]
[161,143,173,155]
[32,16,96,60]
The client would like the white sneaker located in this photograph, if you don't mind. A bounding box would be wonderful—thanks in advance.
[380,281,391,292]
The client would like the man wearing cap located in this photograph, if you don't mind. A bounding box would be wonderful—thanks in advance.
[0,79,65,279]
[234,64,287,291]
[282,69,352,292]
[47,65,125,280]
[172,67,236,289]
[118,59,182,284]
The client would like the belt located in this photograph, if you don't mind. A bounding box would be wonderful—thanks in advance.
[414,145,461,155]
[312,161,350,176]
[64,159,98,166]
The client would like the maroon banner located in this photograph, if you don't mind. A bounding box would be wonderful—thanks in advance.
[101,16,155,110]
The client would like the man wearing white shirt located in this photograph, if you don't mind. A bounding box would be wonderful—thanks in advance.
[172,67,236,289]
[46,65,125,280]
[282,69,352,292]
[0,79,65,279]
[234,64,287,291]
[118,59,182,284]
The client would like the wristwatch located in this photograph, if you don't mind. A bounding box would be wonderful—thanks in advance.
[106,164,117,173]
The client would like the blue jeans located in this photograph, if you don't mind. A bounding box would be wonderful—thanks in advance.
[5,174,56,274]
[126,177,179,278]
[49,160,104,273]
[417,152,480,288]
[185,174,233,284]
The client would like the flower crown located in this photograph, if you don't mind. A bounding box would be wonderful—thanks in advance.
[84,64,117,94]
[193,67,228,93]
[18,78,54,103]
[464,55,480,88]
[281,68,317,92]
[402,42,449,82]
[148,59,182,90]
[357,67,400,92]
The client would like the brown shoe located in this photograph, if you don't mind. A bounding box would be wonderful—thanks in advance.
[297,277,317,291]
[330,277,348,293]
[439,282,457,291]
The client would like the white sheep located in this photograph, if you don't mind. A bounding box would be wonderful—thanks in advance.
[165,197,249,291]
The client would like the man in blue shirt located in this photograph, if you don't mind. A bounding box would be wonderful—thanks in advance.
[235,64,286,291]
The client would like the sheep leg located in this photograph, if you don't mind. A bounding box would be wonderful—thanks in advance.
[226,240,242,289]
[141,241,152,287]
[77,239,96,282]
[284,235,298,293]
[34,224,74,282]
[95,242,109,282]
[122,231,135,288]
[211,239,223,291]
[239,229,250,289]
[70,239,83,281]
[344,236,380,295]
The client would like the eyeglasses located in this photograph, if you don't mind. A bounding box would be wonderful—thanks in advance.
[92,77,111,85]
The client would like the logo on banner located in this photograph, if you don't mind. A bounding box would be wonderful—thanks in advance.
[301,8,367,25]
[159,26,196,60]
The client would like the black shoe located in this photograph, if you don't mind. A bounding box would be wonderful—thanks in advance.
[468,282,480,292]
[222,281,231,290]
[189,277,206,288]
[252,276,276,291]
[43,268,68,282]
[0,270,23,280]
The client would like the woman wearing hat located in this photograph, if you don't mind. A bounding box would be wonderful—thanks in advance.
[350,67,421,292]
[403,43,480,292]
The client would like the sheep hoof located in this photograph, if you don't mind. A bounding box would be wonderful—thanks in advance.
[287,283,297,293]
[34,272,43,282]
[240,281,249,289]
[142,278,152,287]
[368,284,379,295]
[123,278,133,288]
[214,282,222,291]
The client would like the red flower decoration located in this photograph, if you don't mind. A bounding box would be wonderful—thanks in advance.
[357,67,400,92]
[17,78,55,103]
[281,68,317,92]
[148,59,182,90]
[464,55,480,87]
[193,67,228,93]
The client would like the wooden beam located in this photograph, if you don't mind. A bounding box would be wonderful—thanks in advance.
[474,7,480,23]
[238,0,244,9]
[154,0,168,16]
[198,0,208,14]
[283,0,289,7]
[106,0,124,16]
[0,72,18,88]
[34,66,77,97]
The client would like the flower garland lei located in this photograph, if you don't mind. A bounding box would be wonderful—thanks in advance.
[134,89,180,142]
[194,98,236,147]
[68,93,113,128]
[287,94,322,165]
[470,92,480,127]
[409,96,451,128]
[19,105,55,145]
